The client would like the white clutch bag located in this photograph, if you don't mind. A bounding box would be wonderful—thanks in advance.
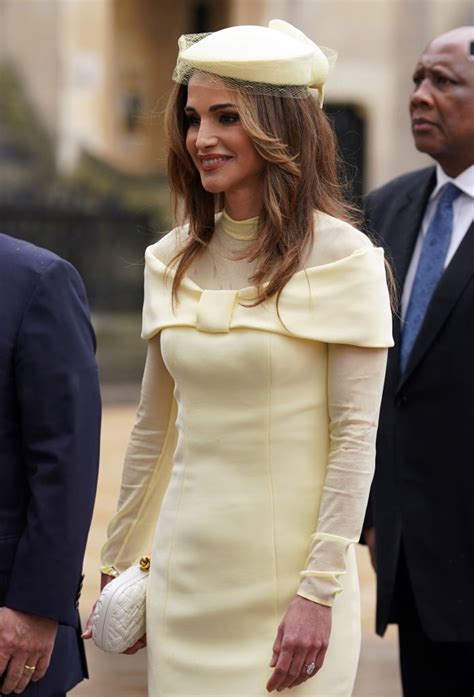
[92,556,150,653]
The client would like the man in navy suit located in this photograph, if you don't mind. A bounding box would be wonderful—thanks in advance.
[0,234,101,695]
[363,26,474,696]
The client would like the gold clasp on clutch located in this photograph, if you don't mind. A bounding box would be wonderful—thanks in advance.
[139,556,151,572]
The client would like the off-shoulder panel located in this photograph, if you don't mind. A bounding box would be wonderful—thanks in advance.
[142,244,393,348]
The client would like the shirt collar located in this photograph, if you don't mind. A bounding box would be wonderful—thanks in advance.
[431,163,474,201]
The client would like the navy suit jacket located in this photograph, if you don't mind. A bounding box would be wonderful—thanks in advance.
[0,234,101,693]
[364,168,474,642]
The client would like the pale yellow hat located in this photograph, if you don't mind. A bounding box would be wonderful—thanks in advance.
[173,19,336,105]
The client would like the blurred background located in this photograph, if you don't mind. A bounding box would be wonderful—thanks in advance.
[1,0,472,694]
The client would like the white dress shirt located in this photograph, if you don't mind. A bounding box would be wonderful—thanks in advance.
[401,164,474,320]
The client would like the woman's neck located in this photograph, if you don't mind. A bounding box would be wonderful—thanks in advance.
[224,187,263,221]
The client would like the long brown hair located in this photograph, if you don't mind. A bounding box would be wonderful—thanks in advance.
[165,77,358,305]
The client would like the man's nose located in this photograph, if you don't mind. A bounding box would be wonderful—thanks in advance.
[410,78,433,108]
[196,122,218,149]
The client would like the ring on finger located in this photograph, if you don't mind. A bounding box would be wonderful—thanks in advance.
[304,661,316,676]
[23,664,36,673]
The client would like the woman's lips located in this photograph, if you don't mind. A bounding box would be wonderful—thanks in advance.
[200,155,232,172]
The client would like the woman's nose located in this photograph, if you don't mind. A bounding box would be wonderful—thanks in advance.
[196,122,218,149]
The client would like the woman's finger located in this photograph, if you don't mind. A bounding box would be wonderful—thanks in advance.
[269,624,283,668]
[266,640,293,692]
[285,649,311,687]
[314,641,328,672]
[81,602,97,640]
[287,650,318,688]
[123,634,147,655]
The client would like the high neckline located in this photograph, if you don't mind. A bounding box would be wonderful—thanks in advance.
[220,210,259,241]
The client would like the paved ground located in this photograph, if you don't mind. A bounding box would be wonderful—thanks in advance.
[74,405,402,697]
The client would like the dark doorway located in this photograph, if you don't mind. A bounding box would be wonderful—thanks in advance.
[192,3,211,32]
[189,2,229,33]
[325,103,366,205]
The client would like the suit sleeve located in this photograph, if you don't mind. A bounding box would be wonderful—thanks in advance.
[5,257,101,626]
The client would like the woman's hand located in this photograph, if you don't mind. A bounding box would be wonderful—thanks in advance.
[82,573,146,654]
[123,634,147,654]
[81,573,116,641]
[266,595,332,692]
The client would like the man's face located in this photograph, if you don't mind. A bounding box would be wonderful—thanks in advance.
[409,30,474,176]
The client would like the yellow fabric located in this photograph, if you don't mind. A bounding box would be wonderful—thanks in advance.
[142,251,392,346]
[220,209,259,240]
[101,340,177,572]
[176,20,330,90]
[101,213,392,696]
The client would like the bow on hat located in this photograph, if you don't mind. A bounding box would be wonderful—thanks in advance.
[268,19,334,104]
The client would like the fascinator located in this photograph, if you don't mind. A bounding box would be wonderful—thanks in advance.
[173,19,336,106]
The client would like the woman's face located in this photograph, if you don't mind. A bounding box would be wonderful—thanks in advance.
[185,76,265,207]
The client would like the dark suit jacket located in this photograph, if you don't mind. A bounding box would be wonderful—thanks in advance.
[365,166,474,643]
[0,234,101,693]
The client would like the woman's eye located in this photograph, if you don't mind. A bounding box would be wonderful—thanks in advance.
[220,113,239,124]
[186,115,200,127]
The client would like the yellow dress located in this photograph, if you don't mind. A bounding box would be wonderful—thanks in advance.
[101,211,393,697]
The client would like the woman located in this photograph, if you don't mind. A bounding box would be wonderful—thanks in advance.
[92,19,392,696]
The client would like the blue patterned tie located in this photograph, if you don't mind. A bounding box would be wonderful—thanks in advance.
[400,183,461,372]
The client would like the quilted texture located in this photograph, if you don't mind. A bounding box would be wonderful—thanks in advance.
[92,563,148,653]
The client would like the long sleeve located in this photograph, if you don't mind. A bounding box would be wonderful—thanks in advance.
[297,344,387,606]
[100,336,177,574]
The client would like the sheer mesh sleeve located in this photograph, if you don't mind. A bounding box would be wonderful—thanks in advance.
[297,344,387,605]
[100,336,177,574]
